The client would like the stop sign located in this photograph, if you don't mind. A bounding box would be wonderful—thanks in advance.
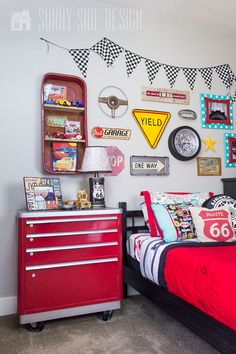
[105,146,125,176]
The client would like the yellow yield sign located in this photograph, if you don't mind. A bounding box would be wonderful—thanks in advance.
[132,109,171,148]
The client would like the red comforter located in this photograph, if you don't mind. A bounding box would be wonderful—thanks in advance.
[163,244,236,331]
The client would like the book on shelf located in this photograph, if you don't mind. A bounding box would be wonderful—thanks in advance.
[52,142,77,172]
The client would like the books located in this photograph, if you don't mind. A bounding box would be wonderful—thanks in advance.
[52,142,77,172]
[23,177,62,211]
[44,84,67,102]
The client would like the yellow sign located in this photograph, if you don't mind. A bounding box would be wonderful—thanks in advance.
[132,109,171,148]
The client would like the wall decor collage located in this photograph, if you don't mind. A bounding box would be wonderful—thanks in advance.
[40,37,236,178]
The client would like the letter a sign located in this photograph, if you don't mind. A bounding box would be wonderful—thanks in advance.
[132,109,171,148]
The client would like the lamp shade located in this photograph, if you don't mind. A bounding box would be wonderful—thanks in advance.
[80,146,112,173]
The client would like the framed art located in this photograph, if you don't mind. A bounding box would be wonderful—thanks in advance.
[197,157,222,176]
[224,133,236,167]
[200,93,233,130]
[23,177,63,211]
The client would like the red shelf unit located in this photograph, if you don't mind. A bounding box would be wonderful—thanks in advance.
[42,73,88,174]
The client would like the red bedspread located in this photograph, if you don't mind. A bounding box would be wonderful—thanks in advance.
[164,244,236,331]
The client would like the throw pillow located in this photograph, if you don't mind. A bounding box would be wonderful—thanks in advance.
[189,206,235,242]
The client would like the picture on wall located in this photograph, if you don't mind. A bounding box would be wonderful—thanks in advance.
[197,157,221,176]
[200,93,233,130]
[224,133,236,167]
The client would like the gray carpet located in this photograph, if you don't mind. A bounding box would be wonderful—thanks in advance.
[0,296,219,354]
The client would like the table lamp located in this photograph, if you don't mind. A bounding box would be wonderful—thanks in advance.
[80,146,112,208]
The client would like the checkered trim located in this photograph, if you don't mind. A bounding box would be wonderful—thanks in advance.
[215,64,232,88]
[164,65,180,88]
[183,68,197,90]
[125,50,141,77]
[145,60,161,84]
[199,68,213,90]
[69,49,90,77]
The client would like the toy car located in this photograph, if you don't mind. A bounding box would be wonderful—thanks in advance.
[44,100,57,105]
[64,133,82,140]
[71,100,85,108]
[56,98,72,107]
[52,132,65,139]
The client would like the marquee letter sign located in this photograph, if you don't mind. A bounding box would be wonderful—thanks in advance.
[132,109,171,148]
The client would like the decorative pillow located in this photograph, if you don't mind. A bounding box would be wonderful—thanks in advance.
[141,191,213,237]
[151,203,196,243]
[202,194,236,235]
[189,206,235,242]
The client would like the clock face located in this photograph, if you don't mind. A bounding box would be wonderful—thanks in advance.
[168,126,201,161]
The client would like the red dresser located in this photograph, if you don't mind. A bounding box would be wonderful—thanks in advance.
[17,208,122,329]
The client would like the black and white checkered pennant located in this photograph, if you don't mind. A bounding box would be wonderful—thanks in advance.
[91,38,110,66]
[199,68,213,90]
[215,64,232,88]
[164,65,180,88]
[183,68,197,91]
[125,50,141,77]
[107,40,123,66]
[69,49,90,78]
[145,60,161,84]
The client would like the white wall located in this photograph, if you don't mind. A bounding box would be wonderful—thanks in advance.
[1,0,236,314]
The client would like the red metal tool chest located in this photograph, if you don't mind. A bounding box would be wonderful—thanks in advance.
[17,208,122,328]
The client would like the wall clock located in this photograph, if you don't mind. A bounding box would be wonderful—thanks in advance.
[168,126,201,161]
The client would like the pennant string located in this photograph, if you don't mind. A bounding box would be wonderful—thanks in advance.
[40,36,236,88]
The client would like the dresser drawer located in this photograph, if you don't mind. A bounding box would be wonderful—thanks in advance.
[23,259,121,313]
[25,242,118,265]
[25,216,118,234]
[24,230,118,248]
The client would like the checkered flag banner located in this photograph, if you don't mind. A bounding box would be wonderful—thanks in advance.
[91,38,110,65]
[164,65,180,88]
[199,68,213,90]
[107,40,123,66]
[215,64,233,88]
[183,68,197,91]
[90,38,123,67]
[145,60,161,85]
[125,50,141,77]
[69,49,90,78]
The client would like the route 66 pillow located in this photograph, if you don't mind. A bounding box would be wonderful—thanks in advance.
[189,206,235,242]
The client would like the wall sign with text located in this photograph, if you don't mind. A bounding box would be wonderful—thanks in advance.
[132,109,170,148]
[91,126,131,140]
[142,87,190,104]
[130,156,169,176]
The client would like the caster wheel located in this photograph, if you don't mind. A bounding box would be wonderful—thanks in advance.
[23,321,45,332]
[101,310,113,321]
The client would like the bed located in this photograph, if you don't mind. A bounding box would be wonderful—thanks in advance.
[119,202,236,354]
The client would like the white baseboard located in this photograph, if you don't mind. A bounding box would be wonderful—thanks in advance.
[0,296,17,316]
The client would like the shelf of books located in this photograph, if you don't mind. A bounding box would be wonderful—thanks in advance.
[42,73,88,174]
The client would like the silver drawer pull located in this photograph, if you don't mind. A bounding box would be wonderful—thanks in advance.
[26,241,118,253]
[26,257,118,271]
[26,229,117,239]
[26,217,117,225]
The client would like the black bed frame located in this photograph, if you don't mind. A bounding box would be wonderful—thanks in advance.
[119,202,236,354]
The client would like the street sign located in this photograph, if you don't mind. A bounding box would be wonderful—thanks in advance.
[130,156,169,176]
[142,87,190,105]
[132,109,171,148]
[105,146,125,176]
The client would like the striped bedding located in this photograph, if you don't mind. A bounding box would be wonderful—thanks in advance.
[127,234,236,331]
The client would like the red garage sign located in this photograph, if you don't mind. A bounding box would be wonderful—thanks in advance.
[105,146,125,176]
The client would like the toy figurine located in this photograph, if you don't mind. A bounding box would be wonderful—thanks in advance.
[76,189,91,209]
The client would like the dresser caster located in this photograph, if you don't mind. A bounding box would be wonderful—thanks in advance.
[101,310,113,321]
[23,321,45,332]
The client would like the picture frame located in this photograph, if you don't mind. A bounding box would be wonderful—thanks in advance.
[23,177,63,211]
[224,133,236,167]
[197,157,222,176]
[200,93,233,130]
